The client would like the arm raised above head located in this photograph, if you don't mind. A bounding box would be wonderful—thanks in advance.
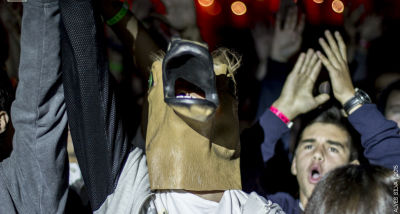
[0,1,69,213]
[60,0,150,210]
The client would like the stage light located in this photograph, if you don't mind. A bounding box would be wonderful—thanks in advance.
[332,0,344,13]
[198,0,214,7]
[231,1,247,16]
[313,0,323,4]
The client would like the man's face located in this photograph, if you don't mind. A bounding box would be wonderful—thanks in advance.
[385,90,400,128]
[291,122,352,203]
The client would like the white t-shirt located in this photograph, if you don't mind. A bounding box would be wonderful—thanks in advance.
[95,147,284,214]
[149,190,248,214]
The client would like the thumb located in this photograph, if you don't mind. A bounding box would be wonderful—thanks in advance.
[314,93,330,106]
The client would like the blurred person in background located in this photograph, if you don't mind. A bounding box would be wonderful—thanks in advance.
[0,1,22,81]
[242,31,400,214]
[304,164,397,214]
[378,80,400,128]
[0,19,15,161]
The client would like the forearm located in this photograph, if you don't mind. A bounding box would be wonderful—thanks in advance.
[349,104,400,169]
[101,1,159,74]
[60,0,132,209]
[259,109,290,162]
[1,1,68,213]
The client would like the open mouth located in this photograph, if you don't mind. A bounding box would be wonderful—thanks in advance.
[162,39,219,109]
[175,78,206,100]
[308,165,323,184]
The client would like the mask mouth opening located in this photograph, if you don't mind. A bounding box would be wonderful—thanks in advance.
[162,39,219,111]
[175,78,206,100]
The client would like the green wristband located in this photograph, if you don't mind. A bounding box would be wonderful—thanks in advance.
[106,3,129,26]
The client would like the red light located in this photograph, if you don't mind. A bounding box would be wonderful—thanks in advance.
[198,0,214,7]
[332,0,344,13]
[231,1,247,16]
[313,0,323,4]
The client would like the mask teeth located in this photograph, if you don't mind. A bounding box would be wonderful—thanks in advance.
[176,95,195,99]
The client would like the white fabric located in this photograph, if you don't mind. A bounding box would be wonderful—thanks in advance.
[95,140,284,214]
[150,190,248,214]
[299,201,304,212]
[69,162,83,186]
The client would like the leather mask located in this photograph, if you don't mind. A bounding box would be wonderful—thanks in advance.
[145,39,241,191]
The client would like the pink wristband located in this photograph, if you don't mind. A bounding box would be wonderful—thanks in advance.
[269,106,291,124]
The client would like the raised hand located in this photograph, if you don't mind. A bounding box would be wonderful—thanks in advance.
[270,7,305,63]
[317,31,355,106]
[344,6,382,60]
[359,14,382,43]
[272,49,329,120]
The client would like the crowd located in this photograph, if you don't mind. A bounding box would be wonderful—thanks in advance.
[0,0,399,213]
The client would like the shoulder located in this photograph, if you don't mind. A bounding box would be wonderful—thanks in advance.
[267,192,300,214]
[242,191,285,214]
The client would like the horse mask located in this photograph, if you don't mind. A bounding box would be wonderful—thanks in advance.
[146,39,241,191]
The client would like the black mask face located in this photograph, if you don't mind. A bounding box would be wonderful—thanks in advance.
[162,39,219,111]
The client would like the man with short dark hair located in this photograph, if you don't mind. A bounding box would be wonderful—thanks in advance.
[256,31,400,214]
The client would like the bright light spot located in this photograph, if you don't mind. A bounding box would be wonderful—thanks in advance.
[332,0,344,13]
[313,0,323,4]
[198,0,214,7]
[231,1,247,16]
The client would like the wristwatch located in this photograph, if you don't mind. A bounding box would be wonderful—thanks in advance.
[343,88,371,114]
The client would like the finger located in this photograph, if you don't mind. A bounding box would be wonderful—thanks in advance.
[307,53,318,72]
[288,7,298,30]
[318,37,341,69]
[324,30,343,64]
[275,12,282,32]
[300,49,314,74]
[334,31,347,63]
[284,8,295,30]
[314,93,330,106]
[292,52,306,73]
[304,53,318,75]
[308,60,322,83]
[296,14,305,33]
[317,51,337,75]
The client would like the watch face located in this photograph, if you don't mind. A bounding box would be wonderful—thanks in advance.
[357,89,372,103]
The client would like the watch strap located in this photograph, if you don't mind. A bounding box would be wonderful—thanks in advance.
[343,88,371,114]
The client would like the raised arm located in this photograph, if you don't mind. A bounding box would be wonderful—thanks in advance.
[60,0,149,210]
[259,49,329,162]
[0,0,68,213]
[317,31,400,168]
[100,0,160,75]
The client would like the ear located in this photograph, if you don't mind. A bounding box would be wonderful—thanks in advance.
[151,60,163,85]
[291,154,298,176]
[350,159,360,165]
[0,111,9,134]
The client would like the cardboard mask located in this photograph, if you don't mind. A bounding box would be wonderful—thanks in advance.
[145,39,241,191]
